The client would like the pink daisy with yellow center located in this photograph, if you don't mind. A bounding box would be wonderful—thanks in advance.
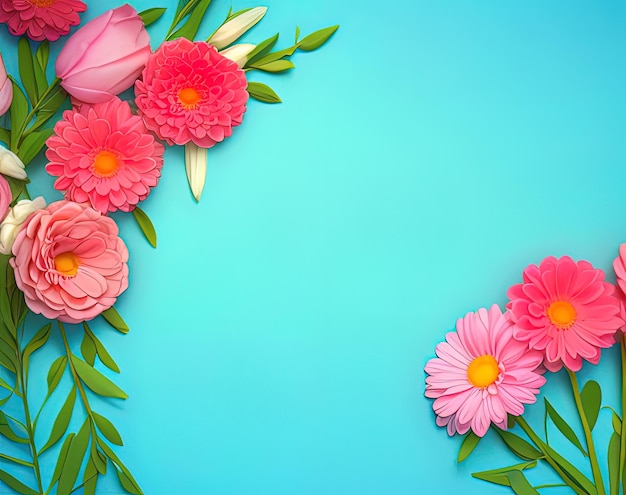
[507,255,624,372]
[425,305,546,437]
[0,0,86,41]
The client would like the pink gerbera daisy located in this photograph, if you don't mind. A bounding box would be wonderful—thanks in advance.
[0,0,86,42]
[135,38,249,148]
[507,255,624,372]
[425,305,545,437]
[45,97,165,214]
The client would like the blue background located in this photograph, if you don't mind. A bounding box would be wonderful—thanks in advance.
[3,0,626,493]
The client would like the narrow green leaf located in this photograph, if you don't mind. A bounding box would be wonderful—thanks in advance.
[139,7,167,26]
[84,323,120,373]
[0,411,28,444]
[581,380,602,431]
[80,329,97,366]
[457,431,480,462]
[91,444,107,474]
[0,453,33,467]
[132,206,157,248]
[0,127,9,145]
[50,434,74,488]
[18,128,53,165]
[471,461,537,487]
[0,469,38,495]
[46,356,67,396]
[116,467,143,495]
[83,458,99,495]
[33,42,49,96]
[244,33,279,67]
[495,429,543,461]
[39,386,76,455]
[251,45,299,66]
[297,25,339,51]
[612,412,622,435]
[247,82,281,104]
[0,375,13,392]
[22,323,51,374]
[544,444,597,495]
[102,306,130,334]
[506,470,540,495]
[17,37,38,103]
[71,355,128,399]
[250,59,295,73]
[609,432,620,495]
[9,82,29,151]
[169,0,212,41]
[31,88,67,132]
[93,411,123,446]
[295,25,300,43]
[98,439,143,494]
[57,419,90,495]
[545,398,587,457]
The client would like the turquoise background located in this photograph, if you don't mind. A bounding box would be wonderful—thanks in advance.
[3,0,626,493]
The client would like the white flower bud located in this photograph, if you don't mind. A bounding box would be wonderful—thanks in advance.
[208,7,267,50]
[185,142,207,202]
[0,145,26,180]
[219,43,256,68]
[0,197,46,255]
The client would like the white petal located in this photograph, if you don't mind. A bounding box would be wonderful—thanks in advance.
[208,7,267,50]
[185,142,207,202]
[219,43,256,68]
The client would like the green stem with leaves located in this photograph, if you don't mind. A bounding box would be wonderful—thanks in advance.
[12,77,61,149]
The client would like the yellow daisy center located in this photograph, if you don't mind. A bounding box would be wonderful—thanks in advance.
[178,87,202,110]
[93,150,119,177]
[467,355,499,388]
[547,300,577,329]
[54,252,79,277]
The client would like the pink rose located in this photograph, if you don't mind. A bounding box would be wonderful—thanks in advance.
[0,174,10,221]
[0,52,12,116]
[10,200,129,323]
[56,4,151,104]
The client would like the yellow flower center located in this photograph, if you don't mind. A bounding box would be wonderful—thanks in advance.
[93,150,119,177]
[547,300,577,329]
[54,252,79,277]
[29,0,56,6]
[467,355,499,388]
[178,87,202,109]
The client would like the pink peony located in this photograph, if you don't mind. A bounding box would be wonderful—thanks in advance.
[135,38,249,148]
[0,51,12,116]
[507,256,624,372]
[56,4,151,104]
[45,97,165,214]
[0,174,10,221]
[10,200,129,323]
[0,0,86,42]
[425,305,546,437]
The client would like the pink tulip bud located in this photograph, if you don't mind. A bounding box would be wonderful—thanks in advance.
[56,4,151,104]
[0,52,12,116]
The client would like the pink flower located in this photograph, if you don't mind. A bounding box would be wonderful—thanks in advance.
[507,256,624,372]
[135,38,249,148]
[0,51,12,116]
[0,174,10,221]
[45,97,165,214]
[425,305,545,437]
[613,244,626,333]
[10,200,129,323]
[56,4,151,104]
[0,0,86,42]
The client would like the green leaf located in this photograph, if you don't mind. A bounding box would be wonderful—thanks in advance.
[471,461,537,487]
[457,431,480,462]
[50,434,74,487]
[0,411,28,444]
[250,60,295,73]
[245,33,279,67]
[102,306,129,334]
[545,398,587,457]
[139,7,167,26]
[46,356,67,397]
[169,0,212,41]
[83,323,120,373]
[0,469,38,495]
[495,429,543,461]
[0,127,9,145]
[0,453,33,468]
[609,432,620,495]
[91,444,107,474]
[83,458,99,495]
[133,206,157,248]
[506,470,540,495]
[57,419,91,495]
[31,88,67,132]
[18,128,53,165]
[71,355,128,399]
[612,412,621,435]
[298,25,339,51]
[39,386,76,455]
[98,439,143,494]
[93,411,123,446]
[9,82,30,151]
[544,444,597,495]
[17,37,38,103]
[35,41,50,74]
[247,82,282,104]
[81,330,97,366]
[295,25,300,43]
[22,323,51,375]
[581,380,602,431]
[246,45,299,67]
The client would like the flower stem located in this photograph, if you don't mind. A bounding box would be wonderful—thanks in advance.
[620,339,626,495]
[567,369,606,495]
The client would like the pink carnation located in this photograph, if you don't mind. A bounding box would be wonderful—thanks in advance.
[45,97,165,214]
[135,38,249,148]
[507,256,624,372]
[425,305,546,437]
[10,200,129,323]
[0,174,10,221]
[0,0,86,42]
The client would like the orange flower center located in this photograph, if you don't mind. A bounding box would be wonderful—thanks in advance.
[93,150,119,177]
[29,0,56,6]
[178,87,202,109]
[54,252,79,277]
[547,300,577,329]
[467,355,499,388]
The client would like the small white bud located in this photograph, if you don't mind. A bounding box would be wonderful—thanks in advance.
[208,7,267,50]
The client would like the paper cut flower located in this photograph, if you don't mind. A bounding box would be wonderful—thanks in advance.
[0,145,26,180]
[0,51,12,116]
[10,200,129,323]
[220,43,256,68]
[135,38,249,148]
[208,7,267,50]
[56,4,151,104]
[0,197,45,255]
[425,305,545,437]
[45,97,165,214]
[507,256,624,372]
[0,0,86,41]
[0,174,10,221]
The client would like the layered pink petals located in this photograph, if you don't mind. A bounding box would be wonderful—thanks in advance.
[10,200,129,323]
[0,0,86,42]
[135,38,249,148]
[45,97,165,214]
[0,52,11,116]
[425,305,546,437]
[0,174,10,221]
[507,256,623,372]
[56,4,151,104]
